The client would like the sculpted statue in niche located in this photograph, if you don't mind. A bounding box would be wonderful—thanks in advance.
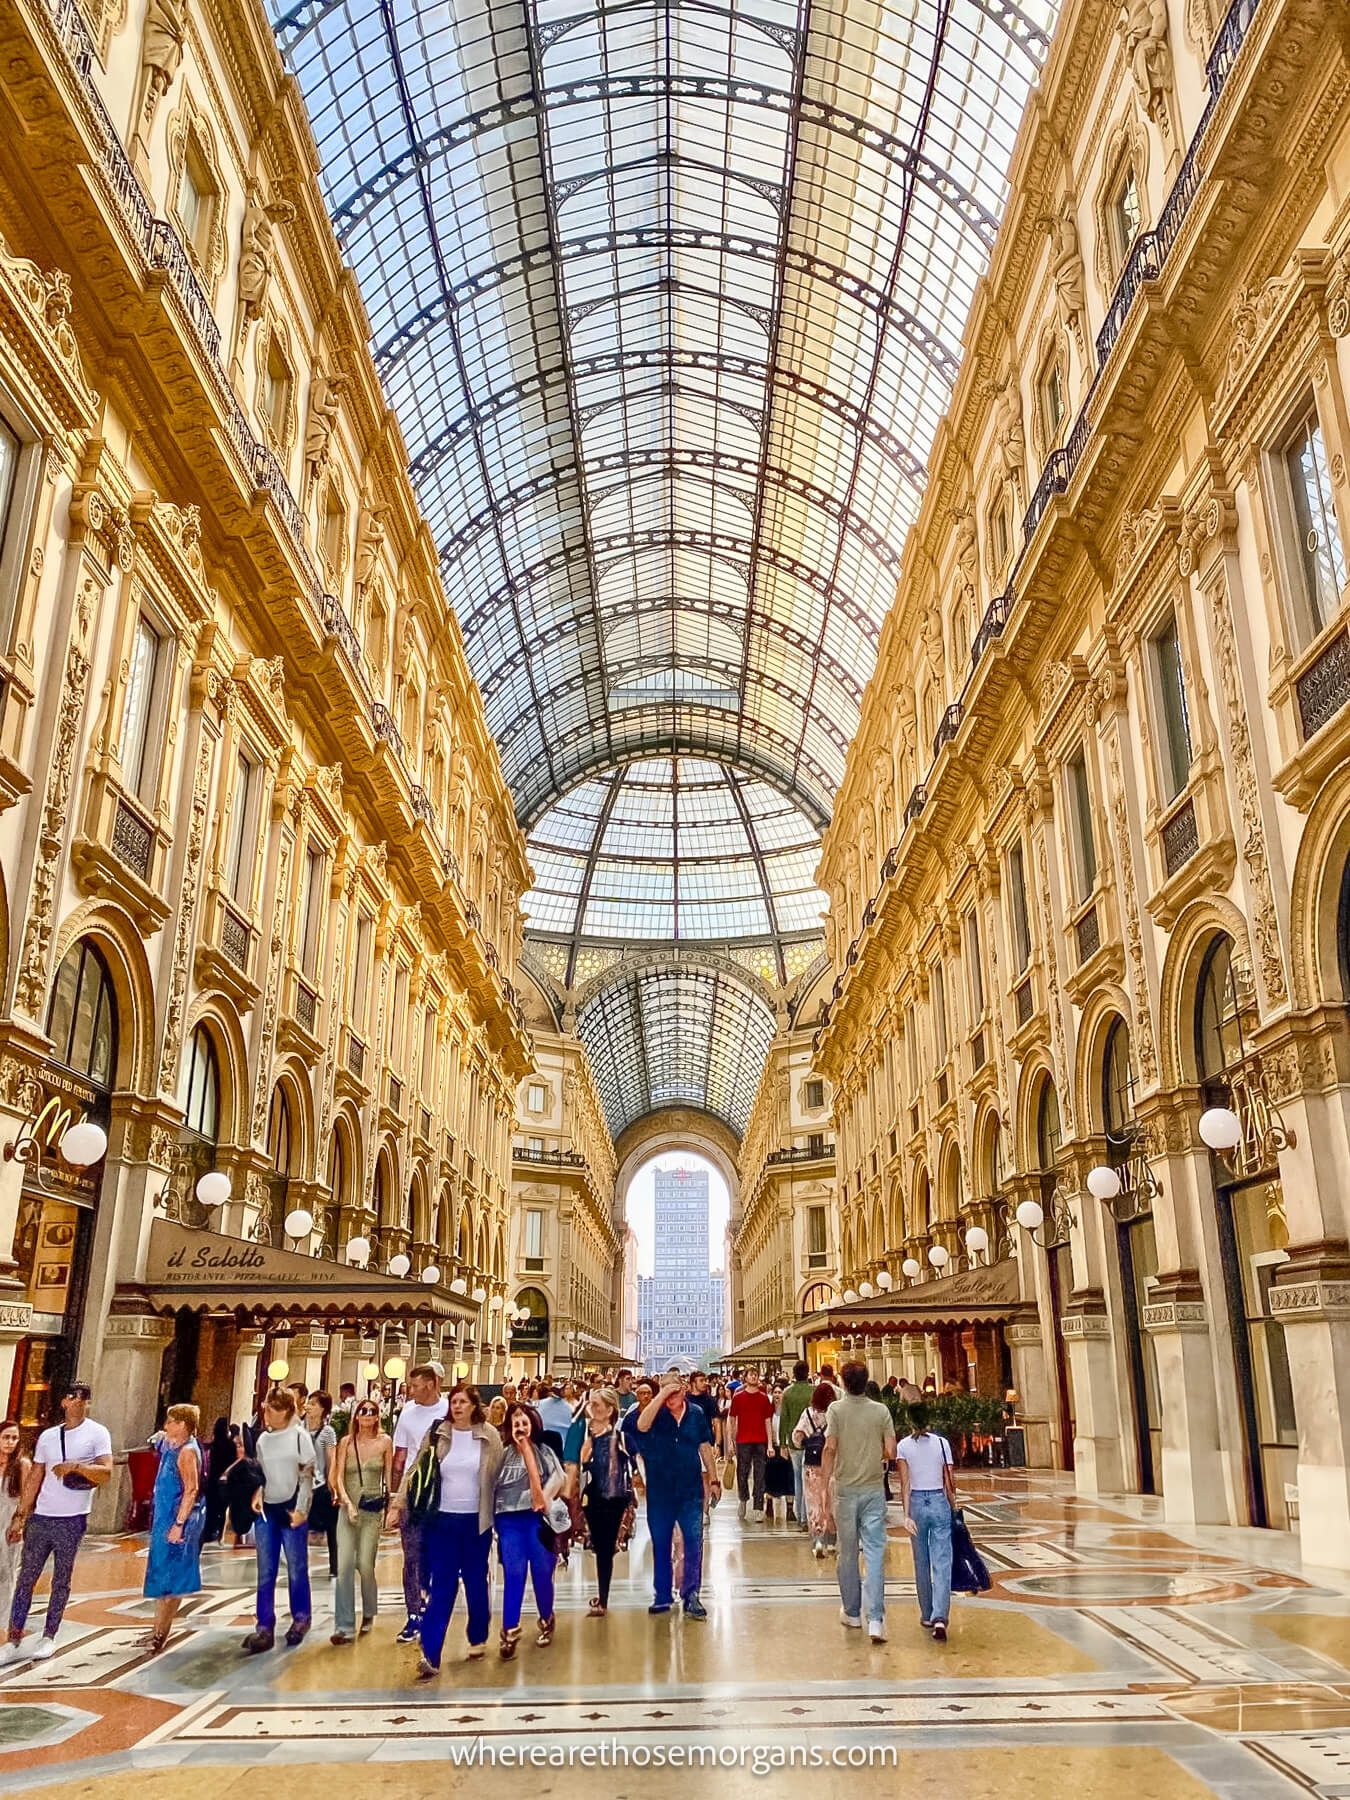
[953,503,978,604]
[1050,205,1087,357]
[354,503,387,601]
[137,0,186,137]
[991,373,1025,493]
[238,193,295,324]
[1120,0,1173,129]
[305,369,347,486]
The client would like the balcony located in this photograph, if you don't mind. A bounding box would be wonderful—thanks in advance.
[513,1145,586,1168]
[71,772,171,932]
[1296,628,1350,741]
[1160,795,1200,878]
[765,1142,835,1166]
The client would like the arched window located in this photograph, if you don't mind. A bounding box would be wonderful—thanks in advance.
[181,1026,220,1141]
[1339,853,1350,1000]
[1101,1018,1133,1145]
[267,1085,293,1176]
[983,1118,1003,1197]
[800,1282,835,1314]
[373,1158,388,1226]
[327,1132,346,1208]
[47,941,117,1088]
[1195,933,1242,1083]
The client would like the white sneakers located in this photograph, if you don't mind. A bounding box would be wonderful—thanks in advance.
[737,1501,747,1521]
[749,1509,764,1523]
[30,1639,56,1661]
[868,1620,887,1643]
[0,1637,55,1667]
[839,1610,862,1628]
[0,1642,25,1667]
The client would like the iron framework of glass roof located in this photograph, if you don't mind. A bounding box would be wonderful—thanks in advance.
[270,0,1059,1133]
[524,756,826,980]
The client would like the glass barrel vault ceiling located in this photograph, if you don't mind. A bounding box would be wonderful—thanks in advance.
[269,0,1060,1134]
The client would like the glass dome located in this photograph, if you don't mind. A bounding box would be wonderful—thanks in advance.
[523,758,826,947]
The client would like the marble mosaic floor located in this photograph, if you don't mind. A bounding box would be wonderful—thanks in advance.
[3,1473,1350,1797]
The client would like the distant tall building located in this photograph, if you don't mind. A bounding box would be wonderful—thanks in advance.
[638,1167,725,1370]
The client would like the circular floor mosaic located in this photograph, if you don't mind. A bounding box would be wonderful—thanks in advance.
[1000,1569,1236,1604]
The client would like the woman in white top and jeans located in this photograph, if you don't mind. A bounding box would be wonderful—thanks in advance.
[391,1384,503,1678]
[894,1403,957,1640]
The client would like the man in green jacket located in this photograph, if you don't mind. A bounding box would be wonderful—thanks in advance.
[778,1361,815,1531]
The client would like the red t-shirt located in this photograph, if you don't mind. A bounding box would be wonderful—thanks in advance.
[729,1388,775,1445]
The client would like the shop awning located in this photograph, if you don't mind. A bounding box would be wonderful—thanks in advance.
[129,1219,479,1327]
[794,1258,1030,1340]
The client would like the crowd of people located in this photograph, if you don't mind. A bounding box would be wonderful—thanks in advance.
[0,1356,979,1671]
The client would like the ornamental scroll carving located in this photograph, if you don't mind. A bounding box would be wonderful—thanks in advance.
[158,731,214,1094]
[1215,270,1297,408]
[1204,565,1289,1009]
[1034,829,1073,1137]
[0,230,98,409]
[317,900,350,1148]
[15,578,98,1016]
[250,836,292,1143]
[1104,728,1159,1082]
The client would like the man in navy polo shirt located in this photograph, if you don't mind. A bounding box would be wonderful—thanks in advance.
[636,1368,721,1619]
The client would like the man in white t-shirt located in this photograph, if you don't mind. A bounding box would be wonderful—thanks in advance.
[390,1364,447,1642]
[2,1383,113,1663]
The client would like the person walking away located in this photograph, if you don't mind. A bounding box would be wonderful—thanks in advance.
[241,1388,315,1653]
[142,1404,205,1653]
[636,1371,720,1619]
[535,1383,573,1458]
[204,1418,239,1544]
[579,1388,633,1616]
[390,1363,447,1644]
[729,1369,774,1521]
[895,1401,957,1640]
[330,1399,391,1643]
[792,1383,837,1556]
[493,1402,564,1658]
[821,1361,895,1644]
[2,1382,112,1664]
[304,1392,339,1579]
[390,1384,502,1679]
[779,1362,814,1533]
[0,1423,32,1634]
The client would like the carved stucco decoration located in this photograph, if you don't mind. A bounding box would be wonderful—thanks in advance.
[1214,269,1298,409]
[0,229,99,416]
[1033,829,1074,1138]
[1103,726,1159,1083]
[158,731,215,1094]
[15,576,98,1016]
[250,836,292,1144]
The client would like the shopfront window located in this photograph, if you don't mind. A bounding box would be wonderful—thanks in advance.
[47,940,117,1087]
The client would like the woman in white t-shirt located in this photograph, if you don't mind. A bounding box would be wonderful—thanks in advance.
[894,1404,957,1640]
[391,1384,502,1679]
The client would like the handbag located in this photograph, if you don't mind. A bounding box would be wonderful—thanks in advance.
[800,1411,827,1468]
[950,1507,992,1595]
[59,1427,96,1491]
[351,1440,388,1513]
[404,1426,444,1521]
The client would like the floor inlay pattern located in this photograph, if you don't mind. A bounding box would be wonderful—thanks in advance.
[2,1473,1349,1796]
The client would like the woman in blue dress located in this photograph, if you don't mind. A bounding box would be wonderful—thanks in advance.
[142,1402,205,1654]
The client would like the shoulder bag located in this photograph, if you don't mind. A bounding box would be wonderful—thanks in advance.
[405,1424,444,1521]
[352,1438,389,1513]
[59,1427,97,1491]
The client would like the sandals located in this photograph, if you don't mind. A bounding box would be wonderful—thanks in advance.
[587,1597,607,1617]
[499,1626,522,1660]
[536,1616,556,1647]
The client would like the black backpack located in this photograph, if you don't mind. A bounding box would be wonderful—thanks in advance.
[800,1410,827,1468]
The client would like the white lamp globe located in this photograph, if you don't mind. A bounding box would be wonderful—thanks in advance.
[450,1275,468,1295]
[928,1244,950,1269]
[455,1361,470,1379]
[266,1358,289,1381]
[346,1235,370,1265]
[421,1264,440,1285]
[965,1225,989,1255]
[384,1356,406,1380]
[842,1288,860,1304]
[488,1294,503,1311]
[902,1258,921,1279]
[859,1281,875,1298]
[472,1285,487,1304]
[876,1269,893,1291]
[195,1170,231,1208]
[1087,1164,1123,1202]
[59,1121,108,1168]
[284,1207,314,1239]
[1016,1199,1045,1232]
[388,1252,411,1278]
[361,1361,380,1380]
[1199,1106,1242,1152]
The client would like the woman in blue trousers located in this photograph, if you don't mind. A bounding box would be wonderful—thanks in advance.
[390,1384,502,1678]
[493,1402,565,1657]
[894,1403,957,1641]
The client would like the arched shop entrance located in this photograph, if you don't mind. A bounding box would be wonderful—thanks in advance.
[8,939,117,1426]
[510,1286,551,1375]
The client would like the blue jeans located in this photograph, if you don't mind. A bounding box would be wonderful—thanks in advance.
[254,1504,311,1631]
[789,1448,805,1521]
[910,1490,954,1625]
[835,1486,887,1623]
[496,1509,556,1631]
[646,1487,704,1604]
[420,1511,491,1667]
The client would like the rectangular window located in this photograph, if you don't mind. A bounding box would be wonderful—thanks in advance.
[120,615,164,799]
[1151,612,1194,801]
[178,157,207,249]
[388,965,408,1064]
[262,343,290,440]
[524,1209,544,1258]
[351,912,372,1031]
[1284,404,1347,638]
[1112,163,1141,267]
[931,960,948,1063]
[1066,748,1098,902]
[1042,360,1065,442]
[527,1080,546,1111]
[990,491,1011,573]
[527,1136,543,1154]
[905,1003,918,1096]
[805,1077,824,1111]
[298,842,326,978]
[421,1007,437,1090]
[964,908,984,1017]
[223,750,258,902]
[807,1206,828,1259]
[1007,840,1032,973]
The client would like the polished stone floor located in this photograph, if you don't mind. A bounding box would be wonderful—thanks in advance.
[2,1472,1350,1796]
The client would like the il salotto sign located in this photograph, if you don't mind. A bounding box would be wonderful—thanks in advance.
[146,1219,356,1291]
